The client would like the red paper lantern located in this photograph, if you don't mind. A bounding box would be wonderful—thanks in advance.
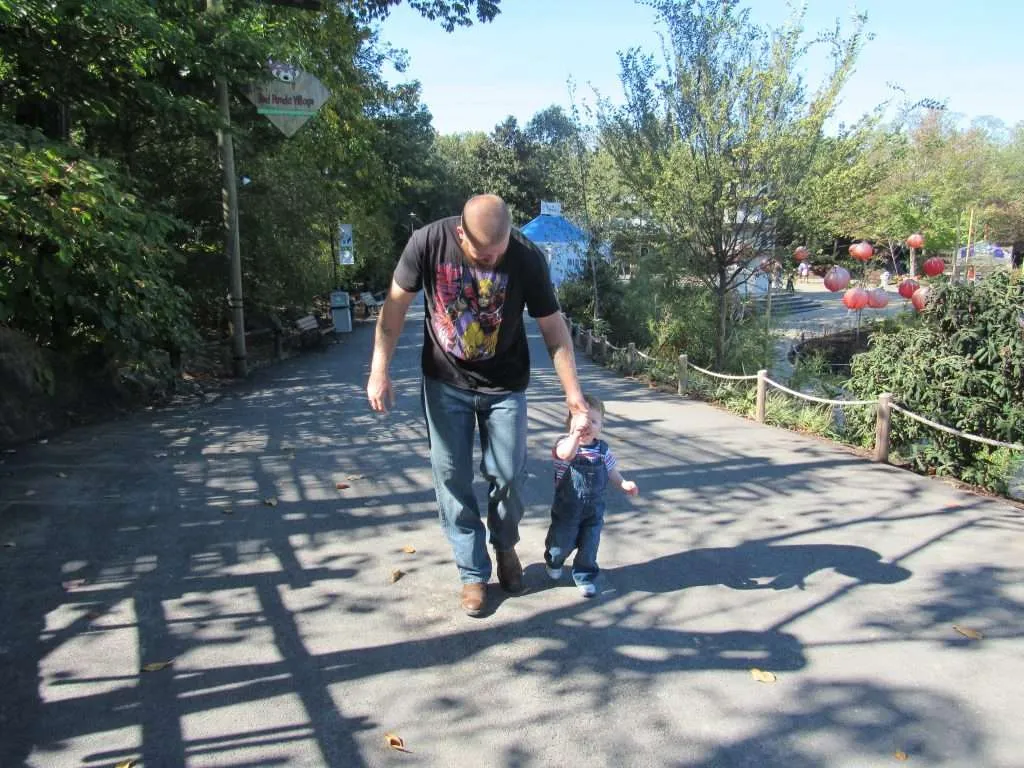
[923,256,945,277]
[793,246,810,261]
[906,233,924,249]
[897,278,920,299]
[911,286,929,312]
[842,286,870,310]
[823,266,851,292]
[850,241,873,262]
[867,287,889,309]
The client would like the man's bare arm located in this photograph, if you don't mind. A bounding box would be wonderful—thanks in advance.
[536,312,586,418]
[367,279,417,412]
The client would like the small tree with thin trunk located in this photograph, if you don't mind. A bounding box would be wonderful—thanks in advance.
[597,0,866,368]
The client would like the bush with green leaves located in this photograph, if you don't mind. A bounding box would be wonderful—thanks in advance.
[558,257,650,348]
[0,124,196,368]
[844,270,1024,493]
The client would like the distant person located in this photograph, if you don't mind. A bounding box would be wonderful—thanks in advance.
[366,194,589,617]
[879,270,890,289]
[798,261,810,283]
[544,394,638,597]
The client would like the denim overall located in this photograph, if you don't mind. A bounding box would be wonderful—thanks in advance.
[544,440,609,587]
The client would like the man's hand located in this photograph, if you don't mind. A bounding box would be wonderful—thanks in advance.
[367,369,394,413]
[621,480,639,496]
[567,393,589,435]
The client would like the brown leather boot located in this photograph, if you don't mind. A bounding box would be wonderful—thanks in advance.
[460,583,487,616]
[495,548,524,594]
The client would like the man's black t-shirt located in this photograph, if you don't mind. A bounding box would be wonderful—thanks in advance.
[393,216,560,393]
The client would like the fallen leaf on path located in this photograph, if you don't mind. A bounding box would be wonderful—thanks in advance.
[401,545,416,554]
[63,579,86,590]
[263,497,278,507]
[84,610,102,621]
[154,452,168,459]
[221,507,234,516]
[141,660,174,672]
[388,569,404,583]
[384,732,411,753]
[894,751,909,761]
[335,482,350,490]
[953,625,983,640]
[56,472,67,479]
[346,474,366,481]
[3,541,15,549]
[750,668,777,683]
[25,490,36,497]
[114,760,137,768]
[38,439,48,445]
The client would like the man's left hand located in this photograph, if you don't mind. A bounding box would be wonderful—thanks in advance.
[567,394,589,435]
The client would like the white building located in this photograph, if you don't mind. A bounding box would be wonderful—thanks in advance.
[521,202,594,288]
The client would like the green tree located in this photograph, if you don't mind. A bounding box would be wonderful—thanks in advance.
[597,0,867,367]
[0,0,503,355]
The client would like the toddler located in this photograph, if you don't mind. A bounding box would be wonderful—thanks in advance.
[544,394,638,597]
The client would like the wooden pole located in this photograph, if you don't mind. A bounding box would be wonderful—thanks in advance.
[874,392,893,463]
[208,0,247,378]
[756,369,768,423]
[678,354,688,395]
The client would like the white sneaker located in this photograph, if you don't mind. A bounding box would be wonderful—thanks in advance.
[545,565,563,580]
[577,582,598,598]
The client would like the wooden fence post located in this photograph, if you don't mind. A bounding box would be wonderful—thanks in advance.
[874,392,893,463]
[628,342,636,375]
[585,330,593,357]
[678,354,688,395]
[756,369,768,423]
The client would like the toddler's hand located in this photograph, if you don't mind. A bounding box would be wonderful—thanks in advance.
[621,480,639,496]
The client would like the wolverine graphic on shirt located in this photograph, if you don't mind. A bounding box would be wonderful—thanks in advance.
[433,262,508,361]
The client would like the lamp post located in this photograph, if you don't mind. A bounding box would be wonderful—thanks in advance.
[408,212,419,237]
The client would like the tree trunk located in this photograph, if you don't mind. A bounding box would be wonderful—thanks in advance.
[715,272,729,369]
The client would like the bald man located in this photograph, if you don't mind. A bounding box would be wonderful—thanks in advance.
[367,195,588,616]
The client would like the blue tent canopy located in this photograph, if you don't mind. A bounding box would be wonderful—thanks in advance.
[521,214,587,245]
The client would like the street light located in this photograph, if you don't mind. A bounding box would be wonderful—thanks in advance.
[408,212,419,237]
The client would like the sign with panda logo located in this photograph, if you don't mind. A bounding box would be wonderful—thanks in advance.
[246,60,330,137]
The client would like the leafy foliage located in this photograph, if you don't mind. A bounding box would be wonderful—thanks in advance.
[558,259,648,347]
[597,0,867,366]
[845,271,1024,492]
[0,123,195,361]
[0,0,503,374]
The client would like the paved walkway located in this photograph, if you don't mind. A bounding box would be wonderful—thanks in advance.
[1,303,1021,767]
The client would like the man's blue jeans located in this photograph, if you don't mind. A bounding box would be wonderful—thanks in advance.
[422,376,527,584]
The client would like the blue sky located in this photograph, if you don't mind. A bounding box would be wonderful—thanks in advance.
[379,0,1022,135]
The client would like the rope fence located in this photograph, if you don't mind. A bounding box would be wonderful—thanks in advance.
[565,314,1023,465]
[890,403,1024,452]
[763,376,876,407]
[689,361,758,381]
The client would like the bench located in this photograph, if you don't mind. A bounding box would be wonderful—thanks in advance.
[294,314,333,348]
[358,291,384,318]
